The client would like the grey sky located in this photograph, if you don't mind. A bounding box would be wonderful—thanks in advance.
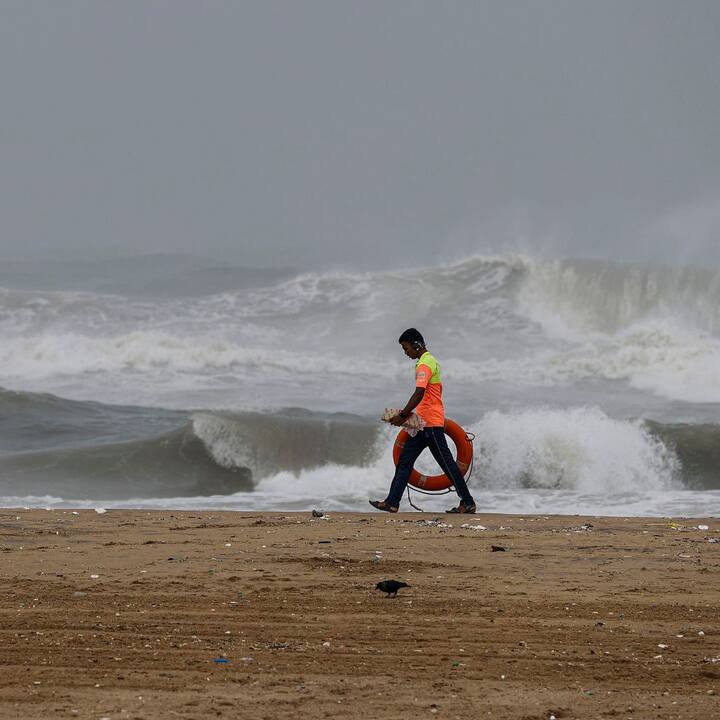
[1,0,719,270]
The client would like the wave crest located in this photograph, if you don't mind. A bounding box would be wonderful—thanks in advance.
[3,254,720,407]
[468,407,680,494]
[517,257,720,337]
[192,410,379,478]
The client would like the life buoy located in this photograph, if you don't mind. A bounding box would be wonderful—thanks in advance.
[392,418,473,492]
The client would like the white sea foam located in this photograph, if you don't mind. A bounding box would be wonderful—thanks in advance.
[3,254,720,407]
[4,321,719,406]
[191,405,680,496]
[516,256,720,338]
[0,331,395,381]
[193,407,681,509]
[4,255,720,517]
[467,407,679,494]
[569,324,720,403]
[5,487,720,517]
[448,321,720,403]
[192,412,258,472]
[3,406,711,516]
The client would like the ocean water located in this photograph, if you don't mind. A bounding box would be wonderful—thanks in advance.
[2,254,720,516]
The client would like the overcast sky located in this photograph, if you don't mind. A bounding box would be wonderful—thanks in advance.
[1,0,718,270]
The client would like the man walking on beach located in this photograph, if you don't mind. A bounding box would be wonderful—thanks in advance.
[370,328,477,514]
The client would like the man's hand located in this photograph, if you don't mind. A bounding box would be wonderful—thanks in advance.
[389,414,406,426]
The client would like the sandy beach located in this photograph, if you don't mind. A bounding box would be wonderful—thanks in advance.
[1,509,718,720]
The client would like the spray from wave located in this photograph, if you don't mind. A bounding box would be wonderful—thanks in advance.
[517,257,720,337]
[3,254,720,516]
[468,407,679,494]
[6,387,719,515]
[2,254,720,407]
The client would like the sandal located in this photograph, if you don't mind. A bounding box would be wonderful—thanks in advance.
[369,500,398,513]
[446,503,476,514]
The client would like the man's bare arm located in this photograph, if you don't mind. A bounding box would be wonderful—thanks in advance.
[390,387,425,426]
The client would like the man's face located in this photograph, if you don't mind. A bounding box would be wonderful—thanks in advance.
[400,341,419,359]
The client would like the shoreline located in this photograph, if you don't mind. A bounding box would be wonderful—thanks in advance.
[1,509,718,719]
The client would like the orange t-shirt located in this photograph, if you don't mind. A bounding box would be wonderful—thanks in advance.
[414,354,444,427]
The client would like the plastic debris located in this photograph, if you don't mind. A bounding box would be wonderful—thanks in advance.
[416,519,453,529]
[381,408,426,436]
[94,508,107,514]
[212,657,229,664]
[491,545,507,552]
[555,523,594,533]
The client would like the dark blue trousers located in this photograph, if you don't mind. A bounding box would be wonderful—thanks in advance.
[386,426,475,508]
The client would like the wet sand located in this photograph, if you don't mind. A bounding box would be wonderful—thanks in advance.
[1,509,719,719]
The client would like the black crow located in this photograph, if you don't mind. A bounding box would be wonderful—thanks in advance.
[375,580,410,597]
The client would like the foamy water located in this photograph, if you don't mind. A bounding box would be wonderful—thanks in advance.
[2,254,720,515]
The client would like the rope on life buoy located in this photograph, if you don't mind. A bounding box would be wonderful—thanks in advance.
[394,420,475,511]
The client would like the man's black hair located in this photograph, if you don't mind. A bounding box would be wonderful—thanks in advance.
[398,328,425,346]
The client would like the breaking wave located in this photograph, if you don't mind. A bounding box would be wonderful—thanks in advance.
[2,254,720,406]
[0,426,254,500]
[3,253,720,515]
[516,256,720,337]
[468,407,680,494]
[0,390,381,500]
[4,388,720,513]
